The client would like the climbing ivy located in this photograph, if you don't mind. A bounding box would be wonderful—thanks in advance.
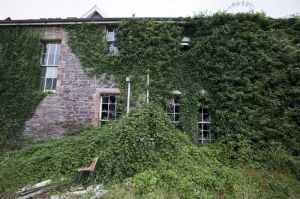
[0,27,45,151]
[65,13,300,156]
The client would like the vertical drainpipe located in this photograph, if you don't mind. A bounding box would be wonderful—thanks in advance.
[146,69,150,104]
[126,76,131,115]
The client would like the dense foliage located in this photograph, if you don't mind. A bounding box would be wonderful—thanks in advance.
[66,13,300,157]
[0,106,299,198]
[1,13,299,198]
[0,27,45,150]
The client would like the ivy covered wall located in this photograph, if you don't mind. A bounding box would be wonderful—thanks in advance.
[66,13,300,155]
[0,27,45,150]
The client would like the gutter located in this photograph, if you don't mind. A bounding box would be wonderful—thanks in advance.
[0,17,186,26]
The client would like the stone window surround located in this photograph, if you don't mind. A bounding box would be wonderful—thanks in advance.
[93,88,120,126]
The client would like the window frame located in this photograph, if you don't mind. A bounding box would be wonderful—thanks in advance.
[197,107,212,144]
[106,27,118,55]
[99,95,119,126]
[41,42,61,92]
[166,94,181,129]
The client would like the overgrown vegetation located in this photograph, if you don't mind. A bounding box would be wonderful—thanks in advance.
[66,14,300,157]
[0,13,299,198]
[0,27,45,150]
[1,105,299,198]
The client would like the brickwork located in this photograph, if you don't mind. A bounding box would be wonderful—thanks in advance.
[24,26,117,141]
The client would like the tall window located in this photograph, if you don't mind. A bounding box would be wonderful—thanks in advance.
[106,27,118,54]
[41,43,61,91]
[197,107,211,144]
[99,95,119,126]
[166,96,181,128]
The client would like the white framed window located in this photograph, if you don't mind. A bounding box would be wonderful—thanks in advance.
[166,95,181,129]
[99,95,119,126]
[106,27,118,54]
[181,36,190,46]
[197,107,212,144]
[106,29,116,42]
[41,43,61,91]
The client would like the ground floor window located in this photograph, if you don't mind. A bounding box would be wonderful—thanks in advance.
[197,107,212,144]
[99,95,119,126]
[166,95,181,129]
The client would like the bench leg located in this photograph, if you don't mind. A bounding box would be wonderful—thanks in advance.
[75,172,84,185]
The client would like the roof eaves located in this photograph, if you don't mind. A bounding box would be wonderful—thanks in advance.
[0,17,186,26]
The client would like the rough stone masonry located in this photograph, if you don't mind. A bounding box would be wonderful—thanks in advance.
[24,26,118,141]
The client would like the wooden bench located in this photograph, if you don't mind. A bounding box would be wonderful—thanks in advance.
[77,157,99,172]
[76,157,99,185]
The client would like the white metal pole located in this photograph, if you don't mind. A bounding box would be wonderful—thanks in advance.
[126,77,131,115]
[146,69,149,104]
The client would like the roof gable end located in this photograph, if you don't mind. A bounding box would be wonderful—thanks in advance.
[81,5,106,18]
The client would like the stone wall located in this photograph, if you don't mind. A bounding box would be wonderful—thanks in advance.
[24,26,118,141]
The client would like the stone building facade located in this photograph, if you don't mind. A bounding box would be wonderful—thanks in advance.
[0,8,212,144]
[23,26,119,140]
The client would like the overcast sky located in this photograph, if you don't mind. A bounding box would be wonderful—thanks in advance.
[0,0,299,20]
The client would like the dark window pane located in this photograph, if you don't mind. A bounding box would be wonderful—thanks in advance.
[203,131,210,138]
[203,108,209,114]
[101,111,108,119]
[175,105,180,113]
[45,78,52,90]
[52,78,57,90]
[109,96,116,103]
[102,96,109,103]
[175,114,180,121]
[174,97,180,104]
[109,104,116,111]
[102,104,108,111]
[203,114,209,122]
[203,123,209,130]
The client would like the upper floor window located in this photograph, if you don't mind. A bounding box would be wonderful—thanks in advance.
[99,95,119,126]
[166,95,181,129]
[197,107,212,144]
[106,28,116,42]
[41,43,61,91]
[41,43,61,66]
[106,27,118,54]
[181,36,190,46]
